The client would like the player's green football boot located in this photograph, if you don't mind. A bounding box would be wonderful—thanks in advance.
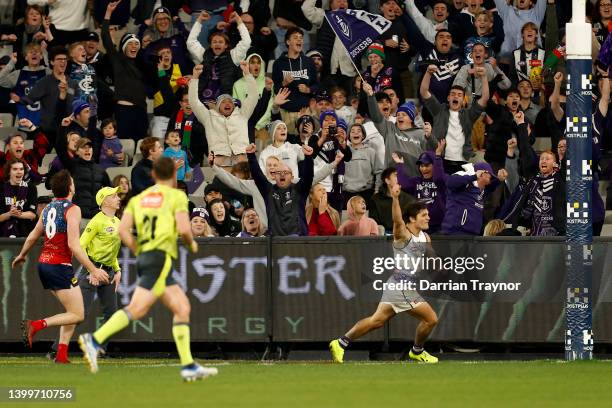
[78,333,101,373]
[408,349,438,363]
[329,339,345,363]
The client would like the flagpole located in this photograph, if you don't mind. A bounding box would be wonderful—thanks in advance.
[324,12,366,85]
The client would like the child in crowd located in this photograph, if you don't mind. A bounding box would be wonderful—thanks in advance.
[162,130,192,181]
[337,196,379,237]
[99,119,124,169]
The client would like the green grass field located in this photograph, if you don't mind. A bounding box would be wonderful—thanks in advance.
[1,357,611,407]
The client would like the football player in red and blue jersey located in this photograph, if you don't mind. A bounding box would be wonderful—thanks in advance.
[12,170,109,363]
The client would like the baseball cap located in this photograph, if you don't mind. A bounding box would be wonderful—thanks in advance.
[75,137,92,150]
[87,32,100,42]
[72,100,90,116]
[315,90,332,103]
[473,162,497,178]
[96,186,119,206]
[416,152,433,165]
[204,184,220,195]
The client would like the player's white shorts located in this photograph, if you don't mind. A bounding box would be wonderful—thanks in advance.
[380,283,424,313]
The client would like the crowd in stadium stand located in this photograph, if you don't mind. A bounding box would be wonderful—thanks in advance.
[0,0,610,239]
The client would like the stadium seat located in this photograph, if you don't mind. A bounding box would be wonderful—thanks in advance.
[599,180,609,199]
[0,140,4,151]
[146,98,154,114]
[178,8,191,25]
[605,211,612,224]
[36,183,51,197]
[0,127,23,141]
[41,153,57,170]
[267,59,275,75]
[106,166,133,183]
[202,167,215,183]
[120,139,136,159]
[133,139,145,163]
[23,139,33,150]
[0,112,14,127]
[601,224,612,236]
[533,137,552,153]
[190,181,207,208]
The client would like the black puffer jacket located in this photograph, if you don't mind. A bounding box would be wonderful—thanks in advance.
[199,50,241,100]
[102,20,147,110]
[72,158,110,219]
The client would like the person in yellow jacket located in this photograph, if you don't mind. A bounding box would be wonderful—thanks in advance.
[49,186,123,360]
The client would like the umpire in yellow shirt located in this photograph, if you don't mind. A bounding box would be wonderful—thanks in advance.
[51,187,122,359]
[79,157,217,381]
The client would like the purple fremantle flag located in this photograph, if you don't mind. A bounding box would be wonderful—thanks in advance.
[325,9,392,60]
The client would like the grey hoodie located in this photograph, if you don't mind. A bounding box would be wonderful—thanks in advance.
[367,95,436,169]
[344,145,383,193]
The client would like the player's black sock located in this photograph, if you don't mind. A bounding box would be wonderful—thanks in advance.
[411,345,424,355]
[338,336,351,349]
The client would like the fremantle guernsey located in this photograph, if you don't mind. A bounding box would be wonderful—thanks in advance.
[39,199,75,265]
[390,230,428,283]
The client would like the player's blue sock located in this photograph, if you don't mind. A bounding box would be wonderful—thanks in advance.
[338,336,351,349]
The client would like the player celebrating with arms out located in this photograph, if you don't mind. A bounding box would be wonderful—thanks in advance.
[49,186,124,359]
[329,186,439,363]
[12,170,109,363]
[78,157,218,381]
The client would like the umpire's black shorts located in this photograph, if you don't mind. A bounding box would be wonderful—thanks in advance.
[136,250,177,297]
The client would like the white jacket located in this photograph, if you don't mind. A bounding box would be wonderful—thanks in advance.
[187,20,251,65]
[405,0,447,44]
[188,73,258,156]
[259,142,305,181]
[28,0,89,31]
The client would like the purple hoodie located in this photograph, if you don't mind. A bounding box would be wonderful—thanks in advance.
[100,137,124,169]
[396,151,447,232]
[442,172,498,236]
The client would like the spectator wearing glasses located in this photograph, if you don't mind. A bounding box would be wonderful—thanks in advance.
[247,143,315,236]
